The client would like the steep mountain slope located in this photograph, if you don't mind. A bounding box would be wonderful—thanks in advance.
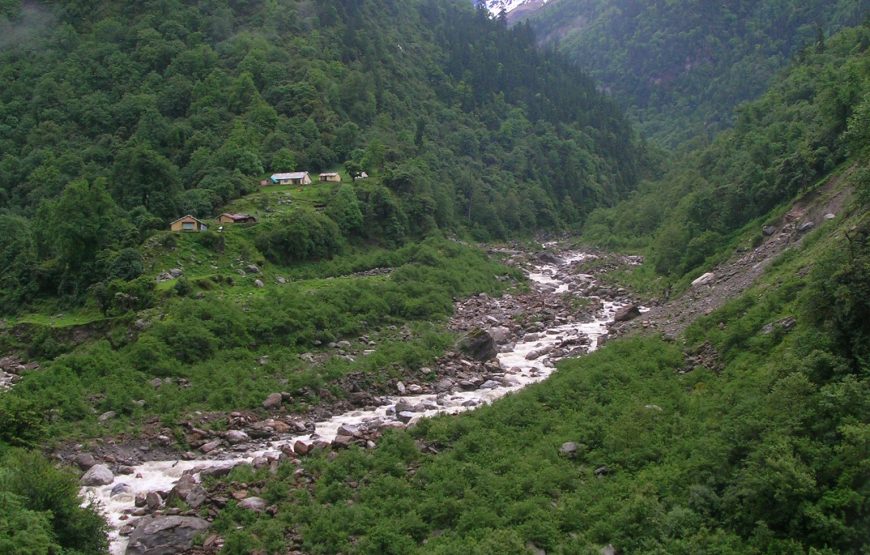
[0,0,641,310]
[521,0,870,145]
[584,23,870,282]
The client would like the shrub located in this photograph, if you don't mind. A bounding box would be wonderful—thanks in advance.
[195,230,225,252]
[256,207,342,264]
[0,449,107,553]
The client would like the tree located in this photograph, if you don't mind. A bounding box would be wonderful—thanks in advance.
[255,208,343,264]
[326,185,364,235]
[0,215,38,312]
[111,142,181,218]
[37,179,123,294]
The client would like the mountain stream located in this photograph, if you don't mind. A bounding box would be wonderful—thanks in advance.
[80,250,625,554]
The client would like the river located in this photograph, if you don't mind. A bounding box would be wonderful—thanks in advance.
[80,250,626,554]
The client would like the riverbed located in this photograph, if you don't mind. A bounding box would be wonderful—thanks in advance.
[80,249,627,554]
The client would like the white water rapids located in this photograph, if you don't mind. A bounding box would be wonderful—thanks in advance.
[80,251,625,554]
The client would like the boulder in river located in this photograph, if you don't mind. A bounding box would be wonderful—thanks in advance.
[75,453,97,470]
[80,464,114,486]
[125,516,210,555]
[488,326,512,344]
[146,492,162,511]
[537,251,561,264]
[225,430,249,444]
[168,474,207,509]
[111,483,132,498]
[456,328,497,361]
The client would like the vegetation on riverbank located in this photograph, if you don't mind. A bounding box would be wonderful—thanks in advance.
[0,236,516,444]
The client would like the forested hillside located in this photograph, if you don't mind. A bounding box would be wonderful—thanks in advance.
[0,0,640,310]
[584,24,870,281]
[522,0,869,144]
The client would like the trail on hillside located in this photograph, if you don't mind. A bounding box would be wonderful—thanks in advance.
[613,175,852,338]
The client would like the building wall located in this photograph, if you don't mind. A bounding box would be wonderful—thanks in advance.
[171,218,204,232]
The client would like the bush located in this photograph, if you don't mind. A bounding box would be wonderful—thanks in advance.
[195,230,225,252]
[93,276,156,316]
[0,397,46,447]
[107,247,144,281]
[0,449,107,553]
[256,207,342,264]
[174,277,193,297]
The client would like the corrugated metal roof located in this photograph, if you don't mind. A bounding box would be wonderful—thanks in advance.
[271,172,309,180]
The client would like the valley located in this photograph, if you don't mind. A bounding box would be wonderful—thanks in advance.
[0,1,867,554]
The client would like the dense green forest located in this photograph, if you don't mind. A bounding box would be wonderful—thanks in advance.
[0,1,868,553]
[584,24,870,281]
[0,0,640,311]
[521,0,870,144]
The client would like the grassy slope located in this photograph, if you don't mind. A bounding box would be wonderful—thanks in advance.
[0,179,521,444]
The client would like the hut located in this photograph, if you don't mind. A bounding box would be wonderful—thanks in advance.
[270,172,312,185]
[170,215,207,232]
[218,213,257,224]
[319,172,341,183]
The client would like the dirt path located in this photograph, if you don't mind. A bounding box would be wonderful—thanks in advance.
[612,172,853,339]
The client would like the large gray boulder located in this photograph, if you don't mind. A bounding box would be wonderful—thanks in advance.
[613,304,641,323]
[456,328,497,361]
[74,453,97,470]
[125,516,210,555]
[80,464,114,486]
[488,326,512,344]
[168,475,207,509]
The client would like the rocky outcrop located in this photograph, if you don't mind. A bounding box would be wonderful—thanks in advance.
[691,272,715,287]
[125,516,210,555]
